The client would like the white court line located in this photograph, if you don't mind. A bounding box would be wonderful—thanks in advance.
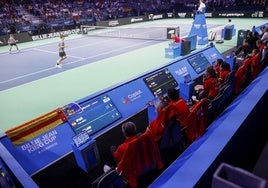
[0,66,57,84]
[33,48,86,60]
[0,39,159,84]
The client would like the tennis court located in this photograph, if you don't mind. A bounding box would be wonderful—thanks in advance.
[0,18,266,132]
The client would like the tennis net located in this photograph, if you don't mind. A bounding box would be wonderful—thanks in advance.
[80,25,171,41]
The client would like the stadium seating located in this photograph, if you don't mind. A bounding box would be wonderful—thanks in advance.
[158,120,186,163]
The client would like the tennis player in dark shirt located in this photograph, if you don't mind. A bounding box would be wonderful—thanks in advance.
[56,35,67,68]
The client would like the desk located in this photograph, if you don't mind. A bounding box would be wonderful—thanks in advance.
[72,139,100,173]
[165,44,181,58]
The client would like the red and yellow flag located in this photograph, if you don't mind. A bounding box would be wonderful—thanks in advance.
[5,109,67,146]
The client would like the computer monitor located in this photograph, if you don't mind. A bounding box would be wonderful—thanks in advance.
[67,95,122,136]
[143,68,178,96]
[187,53,211,74]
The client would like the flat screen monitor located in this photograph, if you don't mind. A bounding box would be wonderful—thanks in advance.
[143,68,178,96]
[67,95,122,136]
[187,53,211,74]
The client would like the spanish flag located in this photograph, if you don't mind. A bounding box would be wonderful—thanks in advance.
[5,109,67,146]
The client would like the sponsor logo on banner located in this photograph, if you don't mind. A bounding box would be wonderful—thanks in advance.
[251,11,264,18]
[175,66,188,76]
[167,12,173,18]
[208,53,218,61]
[203,36,208,41]
[205,12,212,17]
[122,90,143,104]
[108,20,119,26]
[131,17,143,23]
[194,24,201,29]
[152,14,163,20]
[219,13,245,17]
[32,29,79,40]
[178,13,186,18]
[20,130,58,154]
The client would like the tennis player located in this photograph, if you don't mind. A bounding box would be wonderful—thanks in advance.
[8,34,19,54]
[56,34,67,68]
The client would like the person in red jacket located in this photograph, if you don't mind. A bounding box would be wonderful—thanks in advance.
[219,61,231,84]
[167,88,190,127]
[113,121,140,163]
[198,66,220,100]
[214,58,224,76]
[251,49,261,79]
[146,98,176,142]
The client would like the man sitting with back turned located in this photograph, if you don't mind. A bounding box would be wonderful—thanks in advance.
[112,121,140,163]
[146,97,177,142]
[167,88,190,127]
[104,121,140,172]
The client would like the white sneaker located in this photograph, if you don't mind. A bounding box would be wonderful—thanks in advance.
[103,165,111,173]
[55,64,62,68]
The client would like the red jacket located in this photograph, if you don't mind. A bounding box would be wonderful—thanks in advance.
[169,98,190,126]
[251,53,261,79]
[235,64,247,94]
[219,70,231,83]
[185,98,209,144]
[146,105,177,142]
[117,132,162,188]
[113,135,139,162]
[203,77,220,99]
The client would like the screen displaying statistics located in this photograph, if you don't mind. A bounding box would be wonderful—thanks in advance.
[66,95,122,136]
[143,68,178,96]
[187,53,211,74]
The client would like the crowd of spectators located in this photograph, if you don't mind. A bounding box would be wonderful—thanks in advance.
[0,0,267,35]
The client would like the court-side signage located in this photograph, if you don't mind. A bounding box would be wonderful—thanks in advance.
[1,123,75,175]
[174,11,265,18]
[212,11,264,18]
[31,29,80,41]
